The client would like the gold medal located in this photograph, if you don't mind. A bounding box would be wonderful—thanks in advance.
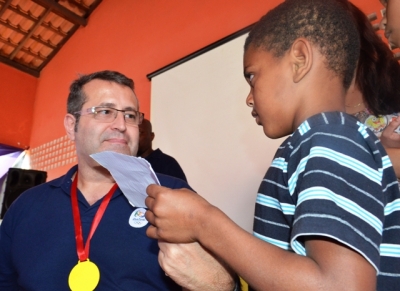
[69,174,117,290]
[68,259,100,291]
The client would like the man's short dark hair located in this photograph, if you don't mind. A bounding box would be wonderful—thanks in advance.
[67,70,135,131]
[244,0,360,90]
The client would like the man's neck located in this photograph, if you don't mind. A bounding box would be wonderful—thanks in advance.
[138,147,154,159]
[75,164,116,206]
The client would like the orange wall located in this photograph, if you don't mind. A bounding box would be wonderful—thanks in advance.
[26,0,384,180]
[0,62,38,149]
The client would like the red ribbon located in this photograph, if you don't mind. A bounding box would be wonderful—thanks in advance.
[71,172,118,262]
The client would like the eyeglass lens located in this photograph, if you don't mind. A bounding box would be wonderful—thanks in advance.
[93,107,142,125]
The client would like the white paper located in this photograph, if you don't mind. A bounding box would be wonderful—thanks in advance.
[90,151,160,207]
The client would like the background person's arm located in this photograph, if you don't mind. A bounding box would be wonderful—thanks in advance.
[380,116,400,177]
[385,148,400,177]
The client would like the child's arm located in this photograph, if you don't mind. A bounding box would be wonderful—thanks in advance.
[145,186,376,291]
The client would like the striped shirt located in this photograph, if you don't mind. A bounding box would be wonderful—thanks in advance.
[253,112,400,290]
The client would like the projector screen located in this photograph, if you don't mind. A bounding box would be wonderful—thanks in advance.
[150,33,285,232]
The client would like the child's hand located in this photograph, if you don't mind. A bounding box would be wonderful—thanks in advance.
[380,116,400,148]
[145,184,211,243]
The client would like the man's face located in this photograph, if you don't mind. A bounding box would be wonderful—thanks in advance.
[69,79,140,165]
[243,45,296,139]
[382,0,400,48]
[138,121,154,156]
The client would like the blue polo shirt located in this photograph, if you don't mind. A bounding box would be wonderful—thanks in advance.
[0,165,191,290]
[252,112,400,290]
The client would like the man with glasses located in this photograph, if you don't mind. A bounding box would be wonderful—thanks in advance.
[0,70,235,290]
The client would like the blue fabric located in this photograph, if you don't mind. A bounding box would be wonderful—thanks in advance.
[252,112,400,291]
[145,149,187,182]
[0,165,192,290]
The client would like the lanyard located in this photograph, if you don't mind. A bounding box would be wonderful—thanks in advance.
[71,172,118,262]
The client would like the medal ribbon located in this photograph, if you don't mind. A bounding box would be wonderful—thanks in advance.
[71,172,118,262]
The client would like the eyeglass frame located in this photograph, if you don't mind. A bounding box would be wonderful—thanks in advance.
[73,106,144,126]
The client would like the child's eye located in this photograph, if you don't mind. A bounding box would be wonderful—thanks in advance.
[245,73,254,86]
[248,74,255,87]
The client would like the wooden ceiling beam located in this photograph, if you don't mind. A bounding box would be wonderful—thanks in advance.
[10,9,51,59]
[32,0,87,26]
[64,0,89,14]
[41,21,68,36]
[37,24,78,70]
[0,19,28,35]
[85,0,102,15]
[0,0,102,75]
[7,4,39,22]
[31,35,57,49]
[0,0,12,18]
[0,36,47,61]
[0,54,39,77]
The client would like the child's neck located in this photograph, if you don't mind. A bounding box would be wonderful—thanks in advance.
[293,74,347,129]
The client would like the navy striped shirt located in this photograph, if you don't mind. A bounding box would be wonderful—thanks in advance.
[253,112,400,290]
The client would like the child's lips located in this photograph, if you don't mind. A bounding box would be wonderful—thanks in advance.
[251,110,262,125]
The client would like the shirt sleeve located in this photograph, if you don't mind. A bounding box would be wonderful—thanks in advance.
[289,125,385,273]
[0,214,19,290]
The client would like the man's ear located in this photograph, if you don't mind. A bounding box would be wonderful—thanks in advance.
[150,132,155,142]
[290,38,313,83]
[64,114,76,141]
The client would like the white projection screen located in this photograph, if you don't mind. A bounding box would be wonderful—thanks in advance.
[150,33,285,232]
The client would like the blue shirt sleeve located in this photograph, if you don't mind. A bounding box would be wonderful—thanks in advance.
[156,173,195,192]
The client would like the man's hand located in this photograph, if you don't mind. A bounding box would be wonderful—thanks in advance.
[158,241,236,291]
[145,184,212,243]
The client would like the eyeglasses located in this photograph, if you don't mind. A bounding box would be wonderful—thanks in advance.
[74,106,144,126]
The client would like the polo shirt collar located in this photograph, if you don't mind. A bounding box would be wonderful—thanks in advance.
[48,164,123,202]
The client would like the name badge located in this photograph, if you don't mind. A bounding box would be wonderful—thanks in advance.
[129,207,148,228]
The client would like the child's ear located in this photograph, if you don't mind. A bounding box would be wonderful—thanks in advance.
[290,38,312,83]
[64,114,77,141]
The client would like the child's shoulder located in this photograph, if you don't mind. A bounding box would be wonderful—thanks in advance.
[292,111,370,142]
[285,111,382,159]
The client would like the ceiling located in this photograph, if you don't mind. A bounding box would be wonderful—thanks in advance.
[0,0,102,77]
[0,1,398,78]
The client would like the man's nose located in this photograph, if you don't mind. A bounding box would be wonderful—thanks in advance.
[111,111,127,130]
